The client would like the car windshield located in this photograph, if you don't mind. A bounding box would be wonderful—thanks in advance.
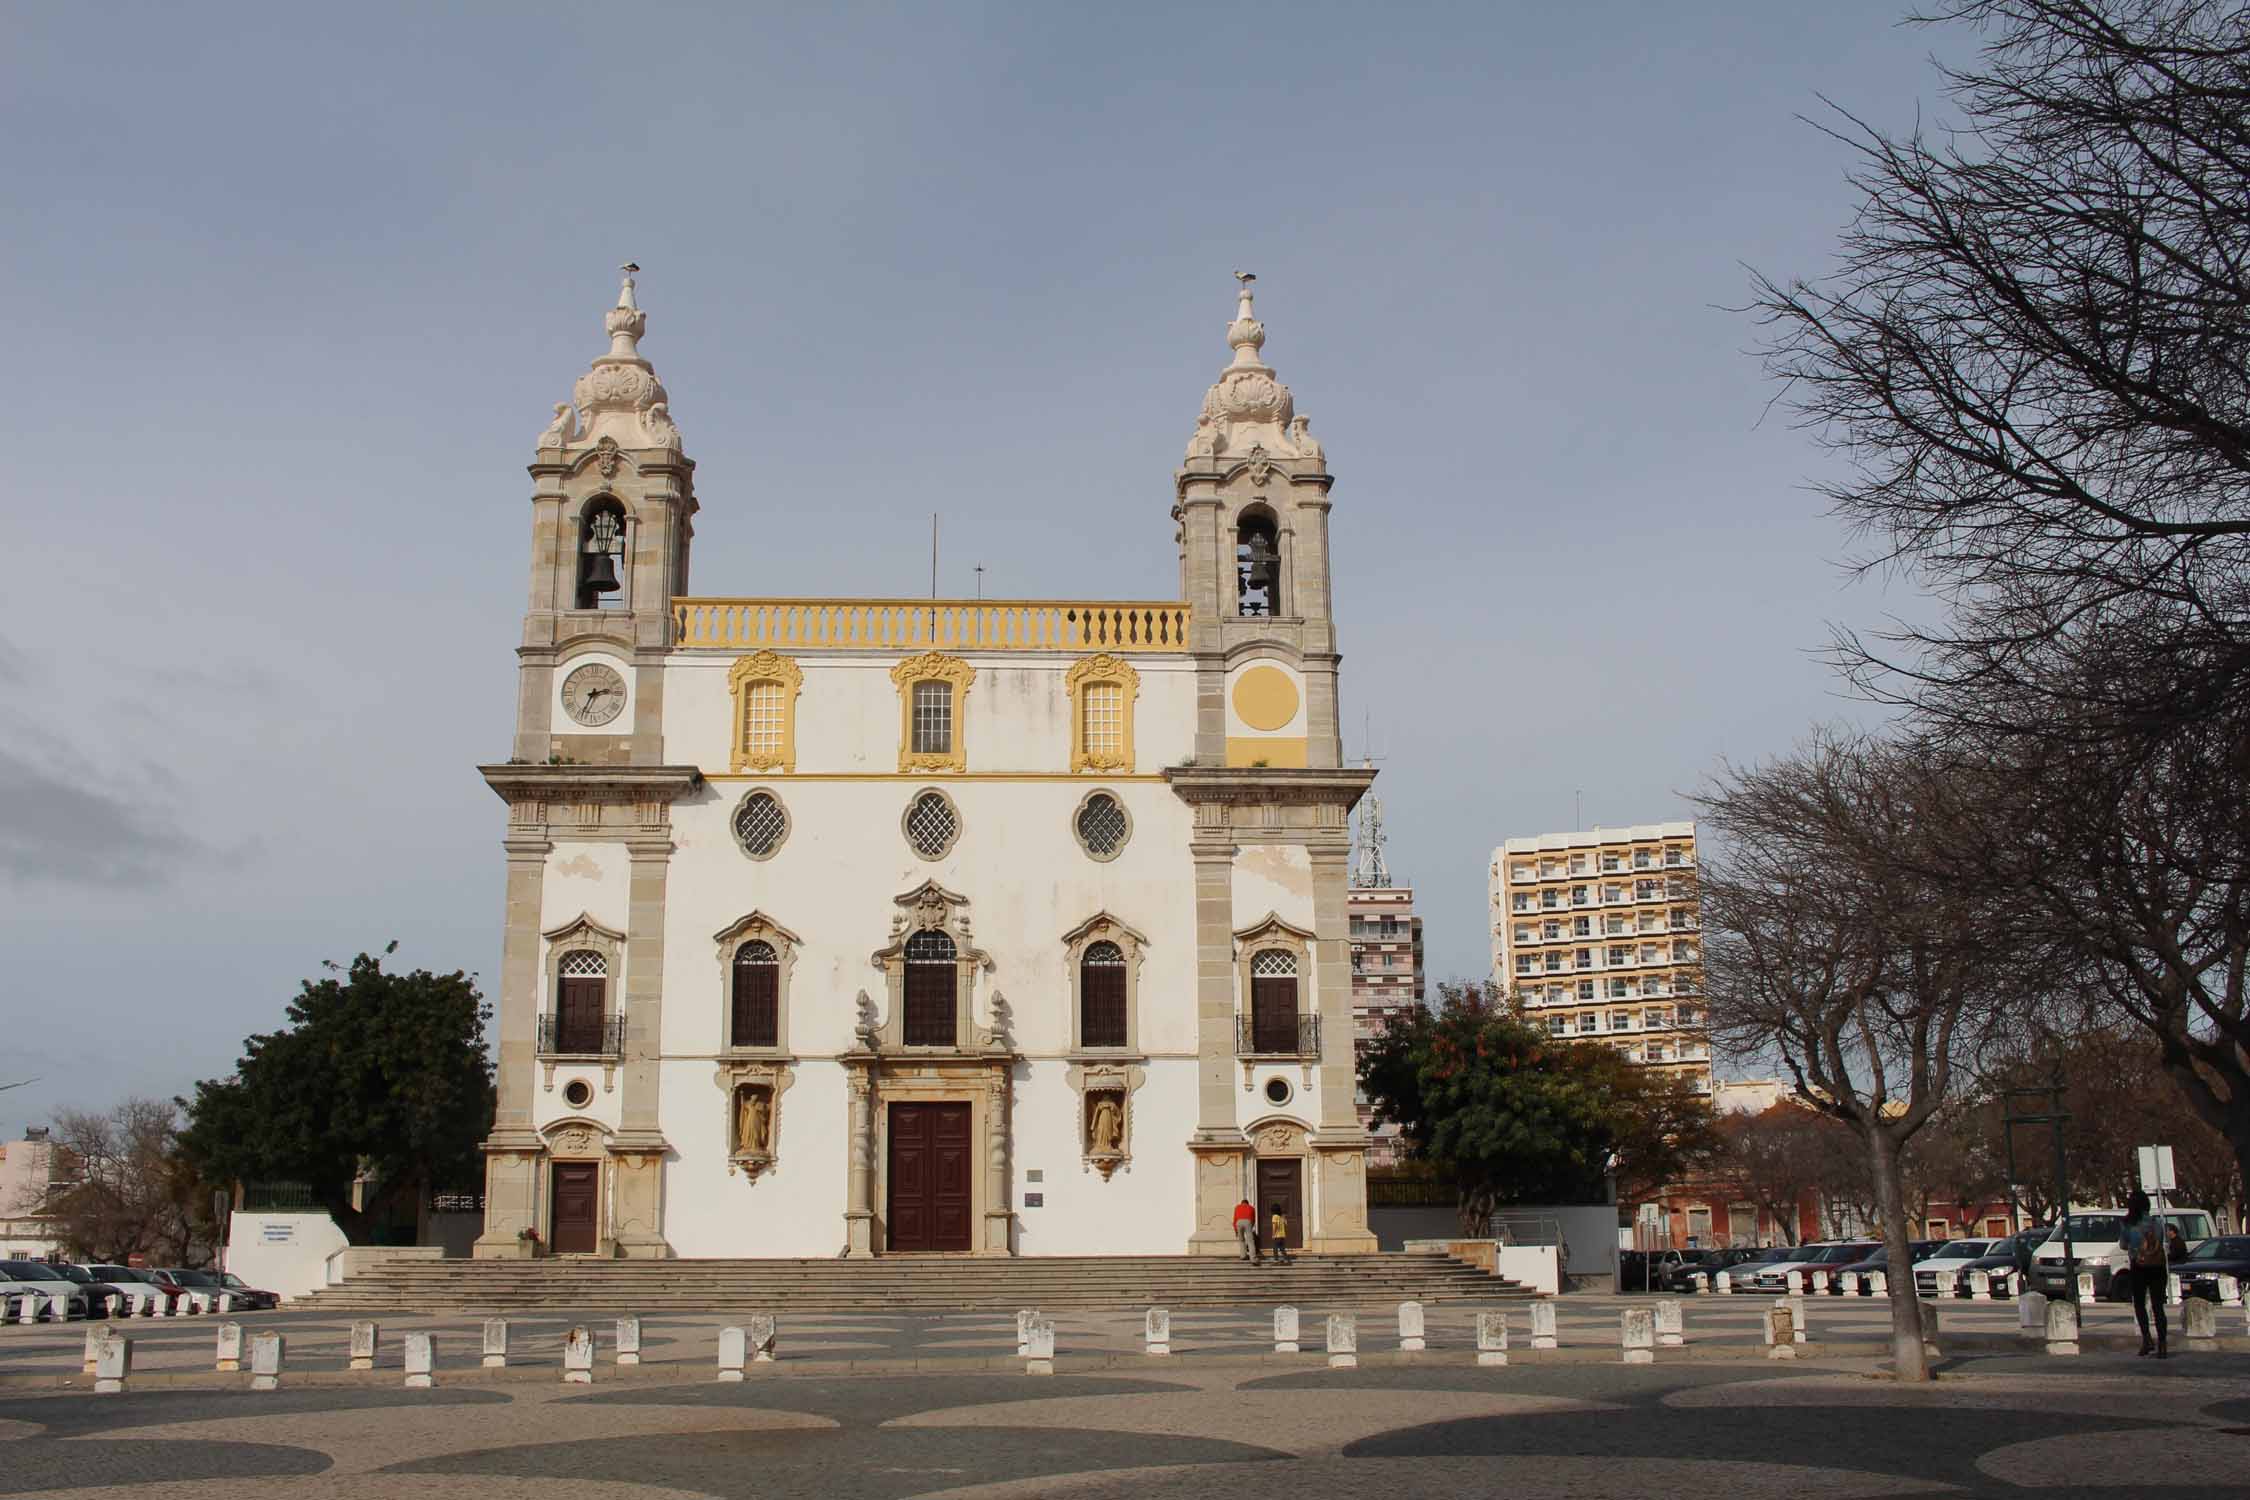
[0,1263,65,1281]
[92,1267,153,1283]
[2057,1214,2125,1240]
[2187,1236,2250,1261]
[171,1270,221,1286]
[49,1265,92,1282]
[1820,1245,1875,1263]
[219,1273,250,1288]
[1932,1241,1990,1259]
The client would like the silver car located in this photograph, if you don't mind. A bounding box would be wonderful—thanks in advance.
[0,1261,90,1321]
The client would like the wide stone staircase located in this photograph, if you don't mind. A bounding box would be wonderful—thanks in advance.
[296,1252,1527,1313]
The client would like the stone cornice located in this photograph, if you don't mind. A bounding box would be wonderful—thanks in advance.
[1164,765,1375,809]
[478,764,703,805]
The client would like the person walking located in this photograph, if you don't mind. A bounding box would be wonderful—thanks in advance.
[1268,1203,1293,1265]
[2119,1190,2169,1358]
[1233,1197,1260,1263]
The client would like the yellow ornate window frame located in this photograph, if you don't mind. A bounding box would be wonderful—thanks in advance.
[1065,654,1140,773]
[728,651,803,773]
[891,651,976,773]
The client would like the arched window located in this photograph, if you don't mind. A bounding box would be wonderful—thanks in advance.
[1249,948,1298,1053]
[1080,941,1127,1048]
[576,499,628,610]
[903,930,958,1046]
[730,941,779,1048]
[555,950,608,1053]
[1235,507,1280,617]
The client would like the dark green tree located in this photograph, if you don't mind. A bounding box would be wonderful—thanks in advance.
[177,945,494,1244]
[1360,980,1718,1234]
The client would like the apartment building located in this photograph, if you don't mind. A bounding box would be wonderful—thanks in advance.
[1487,821,1710,1093]
[1348,883,1425,1165]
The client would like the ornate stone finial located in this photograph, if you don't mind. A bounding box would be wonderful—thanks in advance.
[1187,273,1300,462]
[562,264,671,451]
[1228,270,1265,368]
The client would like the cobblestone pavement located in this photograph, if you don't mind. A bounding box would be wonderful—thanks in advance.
[1,1346,2245,1498]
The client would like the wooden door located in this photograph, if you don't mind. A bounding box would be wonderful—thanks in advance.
[549,1162,599,1255]
[887,1102,973,1252]
[1256,1158,1304,1250]
[556,977,605,1053]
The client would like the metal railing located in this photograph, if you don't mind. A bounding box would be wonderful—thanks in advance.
[1235,1013,1322,1057]
[536,1014,626,1057]
[672,597,1191,653]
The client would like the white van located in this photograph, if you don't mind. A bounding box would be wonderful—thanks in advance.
[2026,1206,2217,1300]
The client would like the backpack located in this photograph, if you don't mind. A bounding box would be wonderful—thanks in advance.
[2130,1222,2167,1270]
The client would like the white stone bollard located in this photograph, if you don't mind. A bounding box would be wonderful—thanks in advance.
[1397,1300,1425,1352]
[562,1325,594,1383]
[1145,1307,1171,1356]
[2075,1271,2094,1305]
[349,1320,379,1371]
[1016,1308,1039,1357]
[1936,1275,1955,1300]
[403,1332,434,1389]
[2182,1297,2216,1346]
[717,1325,747,1380]
[15,1294,35,1326]
[1621,1307,1656,1365]
[1870,1270,1888,1296]
[1784,1270,1802,1295]
[1655,1299,1684,1347]
[1475,1310,1509,1366]
[1690,1272,1708,1294]
[191,1291,212,1315]
[2165,1274,2182,1307]
[748,1312,777,1363]
[615,1316,642,1366]
[215,1322,243,1372]
[1530,1300,1558,1350]
[216,1293,233,1315]
[2043,1296,2080,1356]
[1918,1300,1941,1358]
[94,1332,130,1394]
[250,1331,284,1391]
[1273,1305,1300,1354]
[1023,1315,1055,1376]
[1325,1313,1358,1369]
[2217,1274,2241,1307]
[1714,1271,1732,1294]
[1965,1270,1989,1300]
[2017,1290,2047,1331]
[1786,1295,1808,1344]
[83,1327,104,1374]
[482,1318,508,1368]
[1763,1304,1796,1359]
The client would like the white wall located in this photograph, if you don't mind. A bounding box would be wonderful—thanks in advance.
[224,1211,349,1303]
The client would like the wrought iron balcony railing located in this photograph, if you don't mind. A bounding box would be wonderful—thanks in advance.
[537,1014,626,1057]
[1236,1012,1321,1058]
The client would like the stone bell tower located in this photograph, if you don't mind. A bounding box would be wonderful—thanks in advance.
[1169,276,1377,1255]
[512,265,699,765]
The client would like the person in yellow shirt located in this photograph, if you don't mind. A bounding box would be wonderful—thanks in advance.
[1268,1204,1293,1265]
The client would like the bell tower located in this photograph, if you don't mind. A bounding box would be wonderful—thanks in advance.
[514,265,698,765]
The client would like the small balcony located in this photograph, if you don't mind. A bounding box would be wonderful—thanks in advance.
[537,1014,626,1057]
[1236,1013,1321,1058]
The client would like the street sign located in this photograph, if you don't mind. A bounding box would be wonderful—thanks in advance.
[2136,1145,2176,1193]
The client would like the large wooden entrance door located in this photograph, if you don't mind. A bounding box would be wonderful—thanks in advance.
[1256,1158,1304,1251]
[887,1102,972,1252]
[549,1162,599,1255]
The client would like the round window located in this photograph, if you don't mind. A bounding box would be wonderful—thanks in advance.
[562,1078,594,1108]
[732,790,789,859]
[1074,791,1131,860]
[903,789,960,859]
[1263,1077,1292,1106]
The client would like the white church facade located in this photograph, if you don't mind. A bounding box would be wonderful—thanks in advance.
[473,270,1378,1259]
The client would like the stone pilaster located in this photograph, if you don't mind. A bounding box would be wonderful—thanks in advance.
[1186,1143,1251,1257]
[609,834,674,1258]
[843,1058,876,1257]
[1309,847,1358,1133]
[983,1069,1013,1254]
[475,834,549,1259]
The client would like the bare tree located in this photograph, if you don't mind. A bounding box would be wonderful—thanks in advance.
[1699,730,2029,1379]
[44,1099,218,1266]
[1716,1101,1854,1245]
[1749,0,2250,742]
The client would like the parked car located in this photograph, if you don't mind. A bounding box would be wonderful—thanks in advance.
[1910,1239,1995,1297]
[0,1261,90,1321]
[160,1268,274,1310]
[2176,1235,2250,1301]
[1735,1241,1841,1292]
[1950,1227,2050,1296]
[1744,1241,1881,1293]
[2027,1207,2217,1301]
[46,1263,128,1318]
[1619,1249,1692,1293]
[85,1264,182,1315]
[1659,1246,1766,1292]
[1833,1239,1941,1287]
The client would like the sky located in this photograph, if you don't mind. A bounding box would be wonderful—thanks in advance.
[0,1,1963,1126]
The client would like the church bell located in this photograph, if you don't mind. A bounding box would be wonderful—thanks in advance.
[582,510,623,595]
[581,550,621,594]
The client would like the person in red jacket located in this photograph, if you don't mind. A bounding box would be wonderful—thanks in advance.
[1233,1198,1259,1262]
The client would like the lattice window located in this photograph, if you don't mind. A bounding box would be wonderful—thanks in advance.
[733,791,788,859]
[1075,793,1129,858]
[1080,940,1127,1048]
[741,681,784,762]
[911,680,952,755]
[1082,682,1122,760]
[559,950,608,978]
[904,790,959,858]
[1252,950,1297,978]
[903,929,957,1046]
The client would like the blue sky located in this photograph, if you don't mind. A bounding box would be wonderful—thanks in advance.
[0,2,1956,1121]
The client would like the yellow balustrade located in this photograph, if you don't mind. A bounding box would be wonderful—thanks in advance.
[671,598,1191,653]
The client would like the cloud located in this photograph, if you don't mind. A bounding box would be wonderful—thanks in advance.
[0,740,204,888]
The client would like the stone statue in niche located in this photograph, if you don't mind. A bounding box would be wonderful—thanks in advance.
[734,1086,771,1156]
[1087,1093,1124,1157]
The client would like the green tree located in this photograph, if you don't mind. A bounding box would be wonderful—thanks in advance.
[177,946,495,1245]
[1359,980,1718,1234]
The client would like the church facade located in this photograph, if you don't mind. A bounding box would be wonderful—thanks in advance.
[473,271,1378,1259]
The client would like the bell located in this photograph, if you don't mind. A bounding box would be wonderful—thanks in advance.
[581,551,621,594]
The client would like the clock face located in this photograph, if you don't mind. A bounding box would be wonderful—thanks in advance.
[561,663,626,727]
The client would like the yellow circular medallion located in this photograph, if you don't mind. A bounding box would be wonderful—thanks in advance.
[1232,665,1300,732]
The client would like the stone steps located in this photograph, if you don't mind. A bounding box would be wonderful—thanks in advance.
[296,1252,1526,1312]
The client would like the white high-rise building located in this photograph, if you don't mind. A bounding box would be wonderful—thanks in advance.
[1487,822,1709,1093]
